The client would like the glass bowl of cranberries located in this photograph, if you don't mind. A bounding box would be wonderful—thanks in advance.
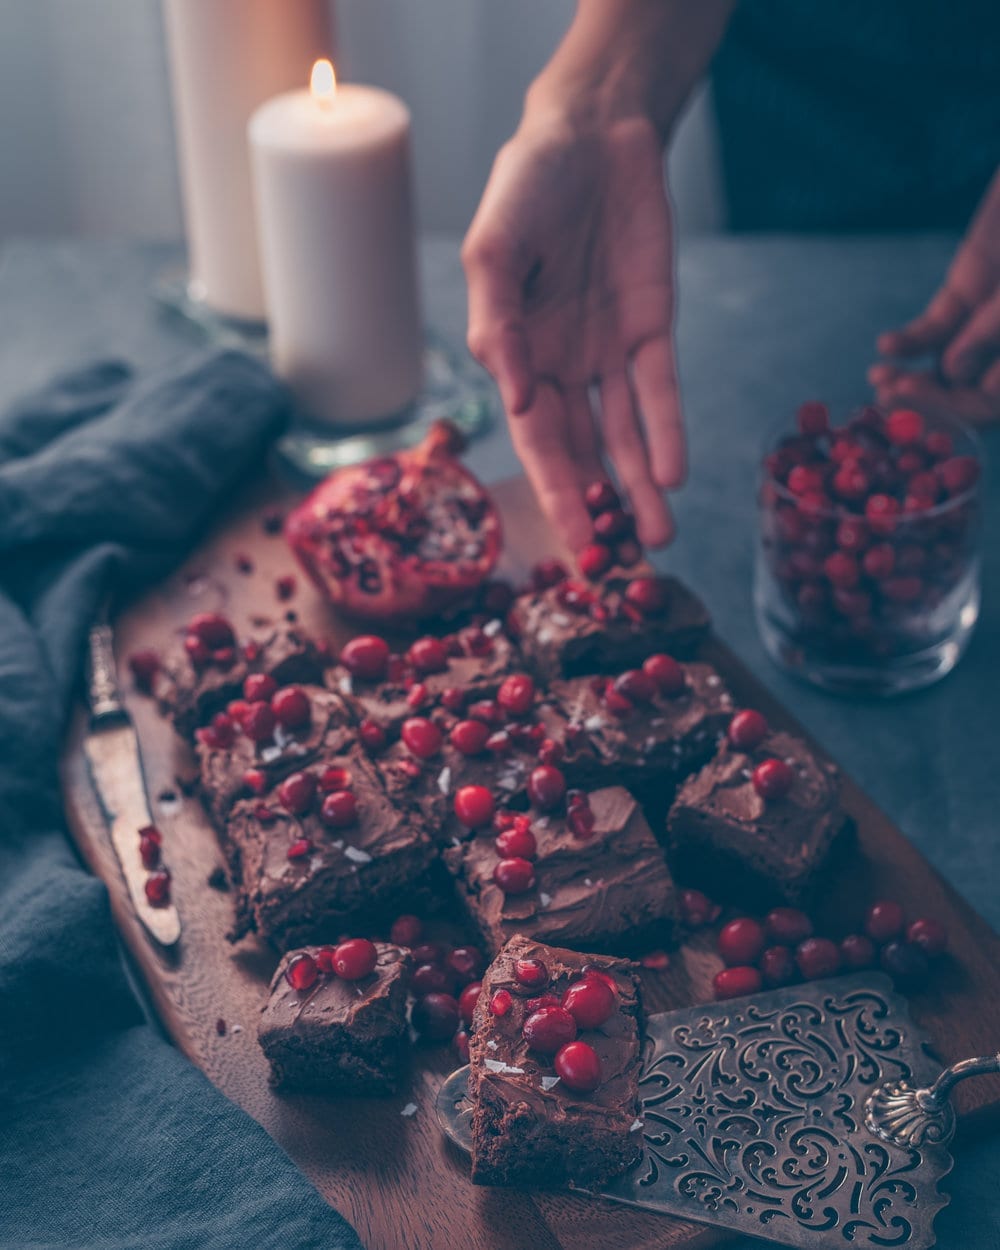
[755,403,984,695]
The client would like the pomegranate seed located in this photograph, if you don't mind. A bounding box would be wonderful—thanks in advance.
[880,939,930,986]
[331,937,378,980]
[865,899,905,942]
[568,803,596,839]
[796,401,829,437]
[489,989,513,1016]
[584,480,620,514]
[538,738,564,767]
[640,653,685,697]
[493,856,535,893]
[278,771,317,816]
[454,784,495,829]
[128,649,160,693]
[764,907,813,945]
[795,937,841,980]
[412,962,452,996]
[713,966,762,1000]
[405,682,429,710]
[253,804,276,824]
[188,612,235,648]
[615,538,642,567]
[286,837,313,860]
[389,914,422,946]
[411,992,460,1041]
[184,634,212,667]
[315,946,338,973]
[271,686,311,730]
[486,730,511,754]
[523,1006,577,1054]
[358,719,386,752]
[578,542,614,580]
[554,1040,602,1092]
[495,825,537,860]
[440,687,466,714]
[561,977,616,1028]
[604,687,634,717]
[907,917,947,955]
[527,764,566,811]
[401,717,443,759]
[886,409,924,445]
[408,636,449,675]
[862,543,895,579]
[752,758,794,801]
[593,508,633,542]
[243,673,277,703]
[208,712,236,748]
[639,950,671,970]
[467,698,501,726]
[227,699,251,726]
[624,576,669,617]
[840,934,876,969]
[450,719,490,756]
[530,558,569,590]
[340,635,390,681]
[718,918,766,966]
[139,832,161,869]
[897,448,926,475]
[458,980,483,1026]
[760,946,797,987]
[829,437,861,463]
[285,952,319,991]
[318,765,352,793]
[614,669,656,704]
[727,709,769,751]
[497,674,536,717]
[680,888,718,927]
[513,957,548,990]
[320,790,358,828]
[526,994,561,1014]
[212,647,236,670]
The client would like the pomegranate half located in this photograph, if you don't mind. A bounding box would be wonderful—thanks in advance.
[285,420,502,623]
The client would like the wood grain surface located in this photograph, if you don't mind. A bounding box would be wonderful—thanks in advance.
[61,472,1000,1250]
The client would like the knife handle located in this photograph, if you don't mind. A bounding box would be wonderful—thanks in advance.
[88,622,124,721]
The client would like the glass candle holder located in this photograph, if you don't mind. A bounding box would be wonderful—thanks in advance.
[754,408,983,695]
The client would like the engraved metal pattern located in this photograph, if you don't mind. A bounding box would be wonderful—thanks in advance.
[866,1052,1000,1148]
[87,622,124,722]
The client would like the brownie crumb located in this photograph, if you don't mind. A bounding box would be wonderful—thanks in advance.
[216,1018,227,1036]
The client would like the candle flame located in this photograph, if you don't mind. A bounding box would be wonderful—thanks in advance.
[310,59,337,108]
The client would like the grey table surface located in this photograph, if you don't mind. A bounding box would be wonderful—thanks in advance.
[1,234,998,1250]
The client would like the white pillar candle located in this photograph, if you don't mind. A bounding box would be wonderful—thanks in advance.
[163,0,334,321]
[249,61,424,428]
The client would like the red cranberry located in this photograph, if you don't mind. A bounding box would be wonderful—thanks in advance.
[526,994,561,1012]
[227,699,251,727]
[184,634,212,667]
[493,856,535,894]
[489,989,513,1016]
[528,765,566,811]
[530,558,569,590]
[926,430,954,459]
[561,977,616,1028]
[760,946,797,987]
[897,448,927,476]
[680,888,719,928]
[454,785,495,829]
[320,790,358,828]
[865,899,905,943]
[461,627,493,658]
[862,543,895,579]
[718,918,766,966]
[406,682,429,710]
[614,669,657,704]
[412,962,453,996]
[713,966,762,1000]
[907,917,947,956]
[495,824,537,860]
[411,942,444,966]
[285,952,318,991]
[458,980,483,1026]
[286,837,313,860]
[450,719,490,756]
[207,712,236,749]
[908,471,941,502]
[727,709,769,751]
[788,464,825,496]
[188,612,235,648]
[318,765,352,793]
[497,674,536,717]
[824,551,860,589]
[797,401,829,437]
[523,1006,577,1054]
[594,508,633,542]
[244,673,277,704]
[879,939,930,987]
[882,575,924,603]
[401,717,442,759]
[278,771,317,816]
[271,686,311,730]
[358,719,386,752]
[642,653,686,696]
[331,937,378,980]
[389,914,422,946]
[514,957,548,990]
[578,542,614,580]
[128,649,160,693]
[865,494,901,536]
[467,698,501,726]
[840,934,876,969]
[406,636,448,675]
[835,518,868,552]
[538,738,564,768]
[886,408,924,445]
[554,1040,602,1092]
[440,687,466,715]
[604,687,634,717]
[315,946,337,973]
[764,907,813,945]
[795,937,841,980]
[584,480,620,515]
[624,576,669,617]
[752,758,794,801]
[454,1030,470,1062]
[412,992,460,1041]
[340,635,390,681]
[445,946,484,985]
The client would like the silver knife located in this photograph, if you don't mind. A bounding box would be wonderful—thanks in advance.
[83,619,181,947]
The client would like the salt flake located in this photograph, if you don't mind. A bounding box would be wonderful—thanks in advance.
[401,1102,418,1117]
[345,846,372,864]
[484,1059,524,1075]
[540,1076,561,1091]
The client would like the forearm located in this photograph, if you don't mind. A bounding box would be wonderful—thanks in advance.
[526,0,735,140]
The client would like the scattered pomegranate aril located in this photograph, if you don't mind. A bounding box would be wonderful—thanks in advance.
[241,673,275,704]
[568,803,596,840]
[412,992,461,1041]
[286,837,313,860]
[285,952,319,991]
[752,758,794,801]
[495,825,537,860]
[538,738,564,767]
[614,668,656,704]
[727,709,769,751]
[408,636,449,675]
[764,907,813,946]
[497,673,535,717]
[713,966,762,1000]
[440,686,466,715]
[489,989,513,1016]
[340,635,391,681]
[718,918,766,966]
[449,719,490,756]
[401,717,443,760]
[624,576,669,617]
[358,719,386,752]
[864,493,901,535]
[128,649,160,693]
[458,980,483,1026]
[139,831,162,869]
[759,946,797,987]
[524,1006,577,1054]
[561,976,616,1028]
[530,558,569,590]
[320,790,359,828]
[405,682,429,710]
[554,1040,602,1092]
[278,771,317,816]
[795,937,841,980]
[188,612,235,649]
[493,856,535,894]
[907,917,947,956]
[839,934,876,969]
[823,551,860,589]
[184,634,212,667]
[454,784,495,829]
[639,950,670,971]
[319,765,351,793]
[578,542,614,580]
[271,686,311,730]
[593,508,633,543]
[584,480,620,515]
[513,957,548,990]
[528,764,566,811]
[526,994,561,1013]
[865,899,905,943]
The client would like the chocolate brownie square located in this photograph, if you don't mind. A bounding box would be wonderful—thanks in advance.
[468,935,643,1189]
[511,574,710,683]
[160,621,325,739]
[258,942,410,1092]
[225,749,435,947]
[445,786,678,955]
[198,685,355,825]
[666,729,852,904]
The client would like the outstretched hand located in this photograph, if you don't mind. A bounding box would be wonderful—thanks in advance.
[462,109,685,555]
[870,169,1000,422]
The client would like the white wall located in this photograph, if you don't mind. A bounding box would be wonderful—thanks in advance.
[0,0,722,240]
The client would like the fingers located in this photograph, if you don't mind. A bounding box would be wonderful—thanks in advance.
[940,289,1000,383]
[872,368,1000,423]
[876,288,968,359]
[564,386,605,484]
[867,361,901,391]
[599,370,674,548]
[462,233,534,416]
[508,381,594,552]
[631,334,687,489]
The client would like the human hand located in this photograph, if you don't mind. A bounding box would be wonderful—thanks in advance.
[869,169,1000,422]
[462,105,685,555]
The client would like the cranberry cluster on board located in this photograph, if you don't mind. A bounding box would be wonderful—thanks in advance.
[285,937,380,991]
[199,672,312,753]
[386,914,485,1051]
[760,403,981,663]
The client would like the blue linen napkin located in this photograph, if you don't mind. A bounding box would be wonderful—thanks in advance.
[0,352,363,1250]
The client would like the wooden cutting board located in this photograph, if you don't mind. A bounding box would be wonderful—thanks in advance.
[61,472,1000,1250]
